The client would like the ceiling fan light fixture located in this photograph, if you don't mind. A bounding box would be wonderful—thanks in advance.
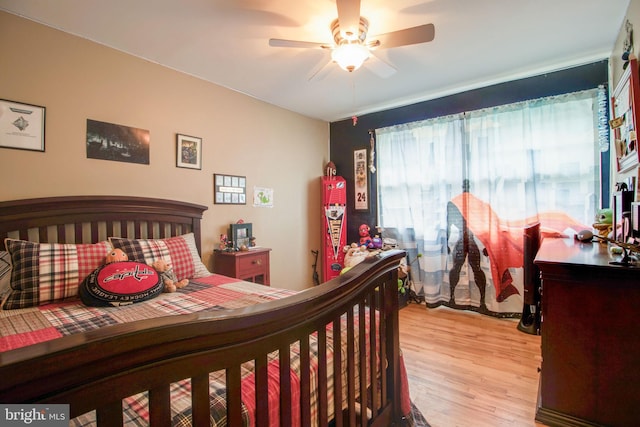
[331,42,370,72]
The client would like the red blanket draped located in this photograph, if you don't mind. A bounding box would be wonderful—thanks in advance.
[451,193,588,301]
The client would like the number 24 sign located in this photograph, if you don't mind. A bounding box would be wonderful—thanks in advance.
[354,148,368,211]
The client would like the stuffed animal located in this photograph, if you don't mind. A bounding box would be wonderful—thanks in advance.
[150,259,189,293]
[398,261,408,296]
[397,258,409,280]
[593,208,614,240]
[359,224,372,247]
[340,243,369,275]
[595,208,613,225]
[359,224,383,249]
[105,248,128,264]
[369,235,383,249]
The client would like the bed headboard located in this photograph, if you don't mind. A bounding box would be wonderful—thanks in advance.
[0,195,208,253]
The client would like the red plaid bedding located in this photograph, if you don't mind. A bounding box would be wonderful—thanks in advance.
[0,274,390,426]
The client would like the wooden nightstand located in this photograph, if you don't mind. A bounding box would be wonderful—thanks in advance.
[213,248,271,285]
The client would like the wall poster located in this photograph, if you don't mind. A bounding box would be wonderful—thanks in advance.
[86,119,150,165]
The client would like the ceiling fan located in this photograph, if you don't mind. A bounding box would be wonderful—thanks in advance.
[268,0,435,79]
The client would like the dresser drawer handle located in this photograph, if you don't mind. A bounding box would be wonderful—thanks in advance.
[253,259,262,265]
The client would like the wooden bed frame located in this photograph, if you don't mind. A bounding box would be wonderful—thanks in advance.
[0,196,406,426]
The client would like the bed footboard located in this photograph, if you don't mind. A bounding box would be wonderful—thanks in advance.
[0,249,406,427]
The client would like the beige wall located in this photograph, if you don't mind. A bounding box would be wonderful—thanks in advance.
[0,11,329,291]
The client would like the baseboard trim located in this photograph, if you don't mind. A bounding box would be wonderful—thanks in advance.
[536,407,606,427]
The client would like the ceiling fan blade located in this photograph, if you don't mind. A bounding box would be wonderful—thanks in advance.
[269,38,331,49]
[364,53,397,78]
[308,58,334,82]
[336,0,361,40]
[373,23,435,49]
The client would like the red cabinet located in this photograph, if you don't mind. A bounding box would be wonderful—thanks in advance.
[213,248,271,285]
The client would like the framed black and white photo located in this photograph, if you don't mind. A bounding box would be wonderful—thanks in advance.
[354,148,369,211]
[176,134,202,169]
[0,99,45,152]
[229,223,252,250]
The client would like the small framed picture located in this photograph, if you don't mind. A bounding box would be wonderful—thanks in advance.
[214,173,247,204]
[176,134,202,169]
[229,223,252,250]
[0,99,46,152]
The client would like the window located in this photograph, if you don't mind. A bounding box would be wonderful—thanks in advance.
[375,88,606,315]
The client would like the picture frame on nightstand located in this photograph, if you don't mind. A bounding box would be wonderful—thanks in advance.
[229,223,252,250]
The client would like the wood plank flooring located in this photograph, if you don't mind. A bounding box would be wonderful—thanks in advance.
[399,303,548,427]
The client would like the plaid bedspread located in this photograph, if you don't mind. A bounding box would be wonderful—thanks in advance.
[0,274,394,426]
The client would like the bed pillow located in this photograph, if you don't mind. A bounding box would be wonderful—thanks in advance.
[80,261,163,307]
[0,251,11,298]
[2,239,113,310]
[109,233,209,281]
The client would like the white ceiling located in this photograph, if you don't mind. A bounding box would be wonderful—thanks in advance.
[0,0,631,122]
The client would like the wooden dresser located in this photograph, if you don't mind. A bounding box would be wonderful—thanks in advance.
[534,238,640,427]
[213,248,271,285]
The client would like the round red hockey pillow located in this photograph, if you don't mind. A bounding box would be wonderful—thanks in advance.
[80,261,163,307]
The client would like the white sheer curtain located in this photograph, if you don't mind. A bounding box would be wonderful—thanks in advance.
[376,89,602,316]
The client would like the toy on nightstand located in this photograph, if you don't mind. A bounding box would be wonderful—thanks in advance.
[219,234,228,250]
[219,233,236,252]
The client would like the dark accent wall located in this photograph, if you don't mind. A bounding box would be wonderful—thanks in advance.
[330,61,610,244]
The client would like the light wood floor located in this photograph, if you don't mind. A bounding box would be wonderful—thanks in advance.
[399,302,548,427]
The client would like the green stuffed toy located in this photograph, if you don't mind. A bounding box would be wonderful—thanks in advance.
[595,208,613,225]
[593,208,613,239]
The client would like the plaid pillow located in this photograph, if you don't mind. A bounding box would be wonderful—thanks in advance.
[0,251,11,297]
[109,233,210,281]
[2,239,113,309]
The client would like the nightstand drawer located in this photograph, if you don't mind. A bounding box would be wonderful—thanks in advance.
[237,252,268,274]
[213,248,271,286]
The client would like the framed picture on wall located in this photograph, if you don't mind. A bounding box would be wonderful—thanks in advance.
[611,56,640,173]
[0,99,46,152]
[176,134,202,169]
[354,148,368,211]
[214,174,247,204]
[86,119,150,165]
